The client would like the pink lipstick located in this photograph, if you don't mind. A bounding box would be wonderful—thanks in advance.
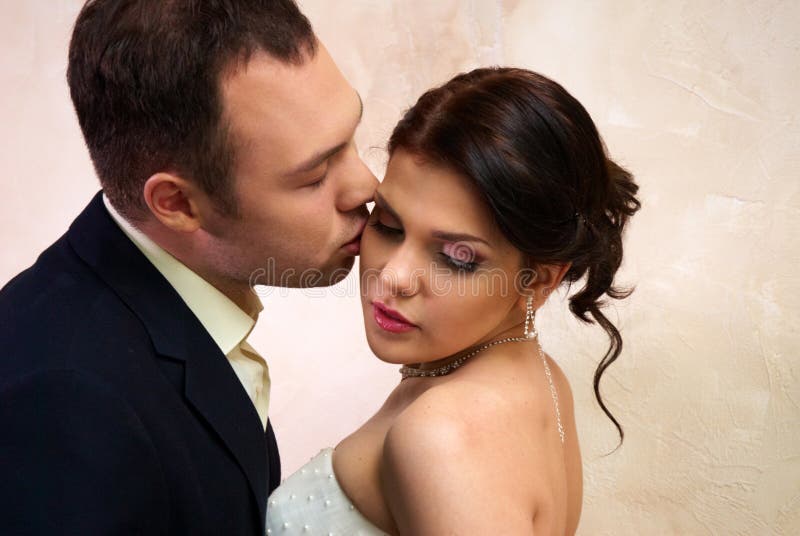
[372,301,417,333]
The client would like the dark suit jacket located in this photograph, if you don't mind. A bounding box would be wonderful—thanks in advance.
[0,192,281,535]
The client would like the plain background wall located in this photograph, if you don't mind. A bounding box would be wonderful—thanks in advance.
[1,1,798,534]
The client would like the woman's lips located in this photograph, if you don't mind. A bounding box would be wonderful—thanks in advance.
[372,301,417,333]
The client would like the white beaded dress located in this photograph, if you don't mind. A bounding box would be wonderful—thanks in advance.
[265,448,388,536]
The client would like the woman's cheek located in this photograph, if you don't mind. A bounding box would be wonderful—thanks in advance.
[438,283,503,338]
[358,230,381,272]
[429,291,473,335]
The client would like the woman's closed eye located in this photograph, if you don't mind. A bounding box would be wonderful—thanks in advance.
[440,242,480,272]
[369,219,403,236]
[438,252,479,272]
[370,218,482,272]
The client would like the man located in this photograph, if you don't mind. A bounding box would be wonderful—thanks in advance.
[0,0,376,533]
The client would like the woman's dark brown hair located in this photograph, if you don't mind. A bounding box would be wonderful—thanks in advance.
[389,67,641,442]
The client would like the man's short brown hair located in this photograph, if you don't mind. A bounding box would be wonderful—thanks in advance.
[67,0,317,219]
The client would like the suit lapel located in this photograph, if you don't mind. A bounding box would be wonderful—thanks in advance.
[266,420,281,493]
[67,192,270,526]
[181,332,269,524]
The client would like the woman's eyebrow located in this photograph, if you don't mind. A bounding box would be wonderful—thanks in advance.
[376,191,491,247]
[374,191,403,224]
[431,230,490,247]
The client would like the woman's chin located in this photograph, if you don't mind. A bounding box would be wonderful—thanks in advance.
[364,330,419,366]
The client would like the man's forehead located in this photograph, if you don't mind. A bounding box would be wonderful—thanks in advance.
[219,45,362,178]
[223,47,356,125]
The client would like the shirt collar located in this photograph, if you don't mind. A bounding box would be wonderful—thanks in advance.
[103,194,260,355]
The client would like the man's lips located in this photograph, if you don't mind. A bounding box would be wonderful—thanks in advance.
[342,218,368,254]
[372,301,417,333]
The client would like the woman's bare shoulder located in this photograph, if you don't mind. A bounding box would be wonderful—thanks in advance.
[382,370,557,485]
[380,380,539,534]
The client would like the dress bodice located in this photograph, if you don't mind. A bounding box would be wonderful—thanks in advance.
[266,448,388,536]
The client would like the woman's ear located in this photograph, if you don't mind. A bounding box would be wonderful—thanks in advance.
[516,261,572,310]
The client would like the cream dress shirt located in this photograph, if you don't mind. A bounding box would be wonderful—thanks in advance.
[103,195,270,429]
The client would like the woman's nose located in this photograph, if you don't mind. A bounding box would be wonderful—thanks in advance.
[379,249,424,297]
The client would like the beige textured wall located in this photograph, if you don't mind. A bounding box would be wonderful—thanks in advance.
[1,1,798,534]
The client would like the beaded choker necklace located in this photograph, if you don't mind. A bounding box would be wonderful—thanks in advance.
[399,335,565,443]
[399,336,530,379]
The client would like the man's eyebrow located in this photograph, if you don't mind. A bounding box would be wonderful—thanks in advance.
[288,91,364,176]
[291,142,348,175]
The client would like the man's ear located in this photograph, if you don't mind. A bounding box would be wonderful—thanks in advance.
[516,261,573,311]
[142,173,204,233]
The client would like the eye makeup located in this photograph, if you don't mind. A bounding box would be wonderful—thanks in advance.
[368,206,485,273]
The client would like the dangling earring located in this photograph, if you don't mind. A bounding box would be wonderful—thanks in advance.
[523,295,537,339]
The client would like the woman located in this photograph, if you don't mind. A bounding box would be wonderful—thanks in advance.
[266,67,640,535]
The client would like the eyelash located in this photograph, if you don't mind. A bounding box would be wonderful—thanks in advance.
[439,253,478,272]
[306,173,327,189]
[369,221,479,273]
[369,220,402,236]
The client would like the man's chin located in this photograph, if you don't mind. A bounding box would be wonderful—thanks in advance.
[245,253,357,289]
[317,256,356,287]
[291,256,355,288]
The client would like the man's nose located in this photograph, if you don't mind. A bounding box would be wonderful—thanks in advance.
[336,148,379,213]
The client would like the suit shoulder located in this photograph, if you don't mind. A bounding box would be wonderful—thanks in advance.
[0,233,105,318]
[0,236,149,376]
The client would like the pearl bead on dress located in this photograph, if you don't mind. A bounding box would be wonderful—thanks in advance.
[265,448,386,535]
